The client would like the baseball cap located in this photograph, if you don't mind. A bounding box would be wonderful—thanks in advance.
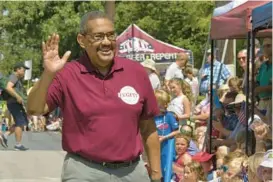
[192,152,214,162]
[259,149,273,168]
[14,62,29,70]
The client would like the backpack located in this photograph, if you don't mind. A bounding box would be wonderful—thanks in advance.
[0,73,27,102]
[0,72,9,101]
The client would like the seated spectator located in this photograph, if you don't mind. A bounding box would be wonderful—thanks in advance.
[216,146,230,169]
[183,161,206,182]
[228,76,243,93]
[191,90,210,127]
[220,151,248,182]
[213,93,246,143]
[234,130,254,155]
[195,126,207,151]
[218,84,230,102]
[248,152,265,182]
[194,92,209,115]
[257,149,273,182]
[221,91,239,132]
[172,134,192,182]
[251,115,272,152]
[192,152,218,181]
[180,124,200,156]
[211,108,223,138]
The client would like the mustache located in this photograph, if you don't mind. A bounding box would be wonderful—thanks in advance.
[96,45,113,52]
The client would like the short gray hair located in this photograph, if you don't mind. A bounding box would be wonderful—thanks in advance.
[238,49,247,56]
[79,11,112,34]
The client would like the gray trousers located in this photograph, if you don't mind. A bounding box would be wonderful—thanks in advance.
[61,153,150,182]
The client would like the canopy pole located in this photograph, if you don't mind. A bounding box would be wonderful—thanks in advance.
[209,39,214,154]
[198,25,211,97]
[251,31,256,155]
[233,39,237,76]
[245,31,251,155]
[221,39,229,64]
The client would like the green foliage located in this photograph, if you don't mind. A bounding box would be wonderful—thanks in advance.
[0,1,215,78]
[0,1,103,77]
[115,1,215,67]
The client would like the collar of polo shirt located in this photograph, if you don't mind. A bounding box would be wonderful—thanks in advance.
[79,51,123,74]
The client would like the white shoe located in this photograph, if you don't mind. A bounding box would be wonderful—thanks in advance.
[46,122,60,131]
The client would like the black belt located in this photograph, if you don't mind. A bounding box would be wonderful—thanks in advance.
[72,153,140,169]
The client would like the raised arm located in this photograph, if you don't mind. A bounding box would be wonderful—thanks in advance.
[27,34,71,115]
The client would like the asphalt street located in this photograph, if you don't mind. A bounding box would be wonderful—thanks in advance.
[0,131,65,182]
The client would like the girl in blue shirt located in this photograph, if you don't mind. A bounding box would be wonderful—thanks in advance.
[154,90,179,179]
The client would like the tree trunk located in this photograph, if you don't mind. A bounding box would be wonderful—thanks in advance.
[104,1,115,23]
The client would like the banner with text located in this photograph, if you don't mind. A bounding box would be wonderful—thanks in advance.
[116,24,193,64]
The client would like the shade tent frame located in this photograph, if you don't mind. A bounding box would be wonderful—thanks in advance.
[210,1,270,40]
[208,0,271,155]
[250,1,272,153]
[252,2,272,31]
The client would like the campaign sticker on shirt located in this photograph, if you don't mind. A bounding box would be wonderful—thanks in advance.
[118,86,140,105]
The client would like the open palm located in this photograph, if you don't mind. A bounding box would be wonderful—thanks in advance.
[42,33,71,74]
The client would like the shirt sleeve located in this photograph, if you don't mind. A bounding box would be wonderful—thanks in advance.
[150,74,160,90]
[221,64,231,81]
[46,73,64,112]
[8,74,18,85]
[165,66,174,80]
[256,64,264,83]
[140,68,160,120]
[167,112,179,131]
[175,70,184,79]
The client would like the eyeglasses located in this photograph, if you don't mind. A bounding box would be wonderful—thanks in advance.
[84,31,116,42]
[238,57,246,60]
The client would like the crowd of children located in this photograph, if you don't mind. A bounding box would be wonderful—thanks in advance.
[140,39,272,181]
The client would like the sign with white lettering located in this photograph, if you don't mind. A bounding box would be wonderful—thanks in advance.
[118,86,139,105]
[116,24,193,64]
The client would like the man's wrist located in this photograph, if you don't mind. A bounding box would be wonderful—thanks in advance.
[150,170,162,181]
[151,179,161,182]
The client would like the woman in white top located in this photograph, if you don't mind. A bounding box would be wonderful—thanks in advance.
[141,59,161,90]
[167,78,192,125]
[184,67,199,99]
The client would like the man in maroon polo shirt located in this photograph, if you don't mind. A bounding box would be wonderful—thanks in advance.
[27,11,161,182]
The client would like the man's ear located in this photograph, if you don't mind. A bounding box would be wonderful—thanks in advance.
[77,34,86,49]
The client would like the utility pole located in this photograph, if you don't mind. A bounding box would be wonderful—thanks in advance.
[104,1,115,22]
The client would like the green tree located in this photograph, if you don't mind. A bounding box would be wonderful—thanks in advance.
[115,1,215,67]
[0,1,103,77]
[0,1,215,78]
